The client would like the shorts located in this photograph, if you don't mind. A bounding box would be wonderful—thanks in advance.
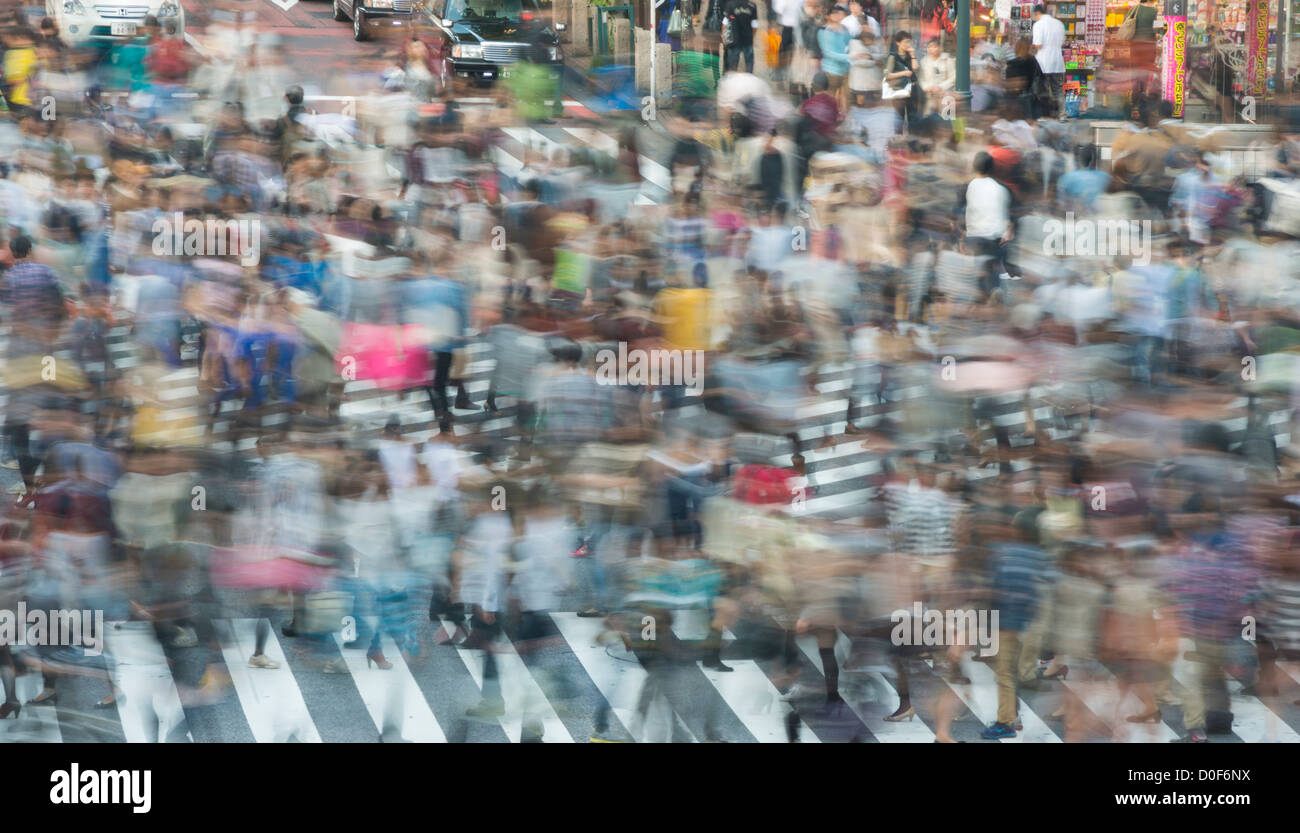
[827,73,848,93]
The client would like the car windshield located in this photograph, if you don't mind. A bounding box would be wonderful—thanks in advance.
[445,0,541,20]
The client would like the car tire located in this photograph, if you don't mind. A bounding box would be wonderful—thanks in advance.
[353,7,367,40]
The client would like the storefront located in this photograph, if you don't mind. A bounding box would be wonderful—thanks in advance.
[991,0,1103,112]
[986,0,1291,119]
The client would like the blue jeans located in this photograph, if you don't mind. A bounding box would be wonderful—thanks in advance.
[1133,335,1166,388]
[725,44,754,73]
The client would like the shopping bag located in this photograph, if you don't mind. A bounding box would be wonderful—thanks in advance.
[300,591,354,635]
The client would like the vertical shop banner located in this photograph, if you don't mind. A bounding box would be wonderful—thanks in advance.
[1245,0,1269,98]
[1085,0,1105,47]
[1163,0,1187,116]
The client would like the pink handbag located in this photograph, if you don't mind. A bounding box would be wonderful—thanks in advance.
[336,322,432,391]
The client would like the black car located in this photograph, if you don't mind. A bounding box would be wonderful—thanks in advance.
[333,0,416,41]
[422,0,563,84]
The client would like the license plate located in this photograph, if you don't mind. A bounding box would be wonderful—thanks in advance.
[111,21,137,36]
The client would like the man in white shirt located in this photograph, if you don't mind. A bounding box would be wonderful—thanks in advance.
[964,151,1014,298]
[1031,3,1066,118]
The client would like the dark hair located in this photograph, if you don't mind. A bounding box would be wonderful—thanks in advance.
[811,72,830,92]
[927,36,940,46]
[1077,142,1096,168]
[1033,3,1046,13]
[10,235,32,259]
[730,110,753,138]
[285,85,304,106]
[893,29,911,44]
[550,342,583,365]
[973,150,994,176]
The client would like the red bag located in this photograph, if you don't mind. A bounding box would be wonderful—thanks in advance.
[733,465,799,505]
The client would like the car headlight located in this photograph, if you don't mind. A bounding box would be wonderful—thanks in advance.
[63,0,86,14]
[452,44,483,59]
[158,1,179,15]
[547,46,559,61]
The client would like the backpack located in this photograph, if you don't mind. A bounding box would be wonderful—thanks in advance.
[733,464,798,505]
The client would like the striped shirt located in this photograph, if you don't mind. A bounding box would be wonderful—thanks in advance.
[1,259,65,333]
[990,542,1050,632]
[883,481,964,566]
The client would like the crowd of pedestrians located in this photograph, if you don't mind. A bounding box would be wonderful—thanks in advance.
[0,0,1299,743]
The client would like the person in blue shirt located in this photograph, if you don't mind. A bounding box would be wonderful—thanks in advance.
[981,508,1052,739]
[818,5,853,110]
[1055,144,1111,214]
[402,264,471,432]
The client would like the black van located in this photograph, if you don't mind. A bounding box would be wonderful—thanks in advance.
[421,0,563,84]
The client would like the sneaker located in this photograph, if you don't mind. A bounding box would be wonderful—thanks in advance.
[778,681,813,702]
[465,699,505,719]
[590,729,625,743]
[248,653,280,669]
[321,658,349,674]
[980,722,1017,739]
[1172,730,1208,743]
[171,626,198,648]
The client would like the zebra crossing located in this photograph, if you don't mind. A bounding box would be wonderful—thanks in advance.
[6,611,1300,743]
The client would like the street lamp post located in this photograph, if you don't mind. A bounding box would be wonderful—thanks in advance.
[957,0,970,97]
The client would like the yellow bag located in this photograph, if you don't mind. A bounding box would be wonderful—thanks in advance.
[1,354,86,391]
